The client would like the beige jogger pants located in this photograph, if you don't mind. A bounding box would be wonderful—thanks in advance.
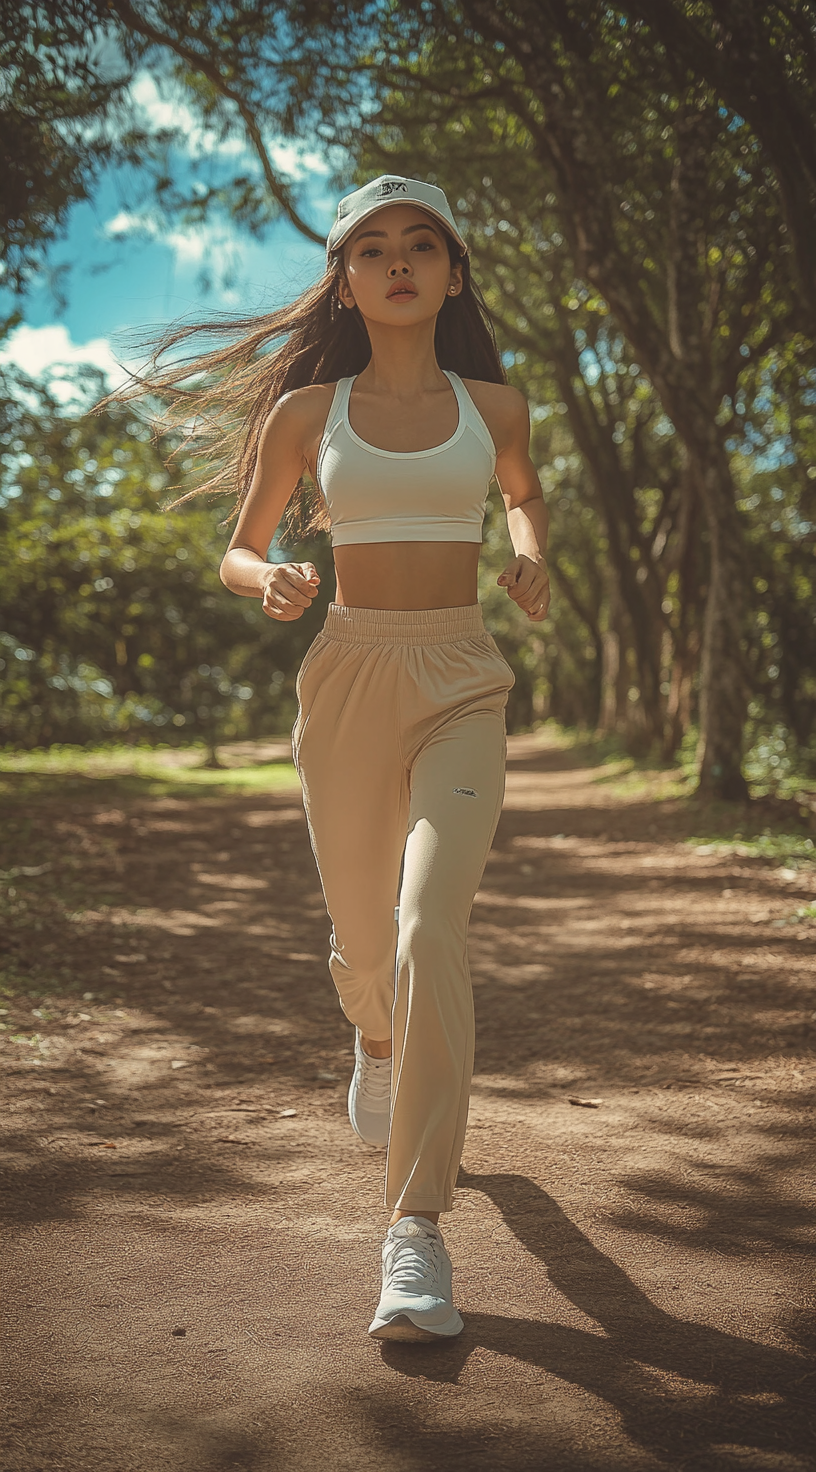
[292,603,514,1214]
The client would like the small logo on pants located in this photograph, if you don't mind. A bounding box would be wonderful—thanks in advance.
[453,787,478,798]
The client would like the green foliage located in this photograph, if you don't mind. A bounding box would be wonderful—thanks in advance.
[0,367,333,749]
[5,0,816,786]
[743,723,816,804]
[1,1,328,300]
[329,13,816,781]
[730,343,816,758]
[0,742,301,807]
[0,2,148,298]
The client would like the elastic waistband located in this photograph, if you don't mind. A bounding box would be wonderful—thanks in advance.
[322,602,485,646]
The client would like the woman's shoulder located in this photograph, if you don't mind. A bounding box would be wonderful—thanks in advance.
[260,381,341,444]
[275,381,340,418]
[460,378,527,412]
[460,379,529,447]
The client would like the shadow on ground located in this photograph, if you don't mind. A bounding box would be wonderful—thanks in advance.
[1,736,814,1471]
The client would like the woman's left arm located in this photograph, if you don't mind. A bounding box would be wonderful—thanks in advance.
[493,387,550,623]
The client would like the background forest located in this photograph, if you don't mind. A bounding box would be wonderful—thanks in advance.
[2,1,815,806]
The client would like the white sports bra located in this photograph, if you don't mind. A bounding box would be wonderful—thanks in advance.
[315,370,496,547]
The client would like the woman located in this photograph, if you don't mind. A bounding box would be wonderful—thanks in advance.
[138,175,549,1341]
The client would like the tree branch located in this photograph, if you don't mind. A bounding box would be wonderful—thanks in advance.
[109,0,326,247]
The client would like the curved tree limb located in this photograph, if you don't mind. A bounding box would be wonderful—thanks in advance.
[109,0,326,247]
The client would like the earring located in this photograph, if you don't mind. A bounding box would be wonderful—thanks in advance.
[448,288,456,295]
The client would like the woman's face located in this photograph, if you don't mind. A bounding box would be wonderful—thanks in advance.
[337,204,463,325]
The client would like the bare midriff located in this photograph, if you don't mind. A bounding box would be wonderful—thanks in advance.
[332,541,481,611]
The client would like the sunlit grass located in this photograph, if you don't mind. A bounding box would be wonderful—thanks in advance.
[686,833,816,868]
[0,739,301,803]
[591,759,695,800]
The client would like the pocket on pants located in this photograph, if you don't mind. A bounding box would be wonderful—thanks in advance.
[292,634,329,766]
[295,633,327,701]
[481,634,516,692]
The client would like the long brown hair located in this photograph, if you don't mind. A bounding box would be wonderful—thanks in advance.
[107,230,506,542]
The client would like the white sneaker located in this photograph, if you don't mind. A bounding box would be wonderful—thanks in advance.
[368,1217,464,1341]
[347,1029,391,1147]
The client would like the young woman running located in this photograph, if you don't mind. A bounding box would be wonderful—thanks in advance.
[137,175,549,1340]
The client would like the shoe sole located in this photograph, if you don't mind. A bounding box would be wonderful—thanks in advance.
[368,1311,464,1342]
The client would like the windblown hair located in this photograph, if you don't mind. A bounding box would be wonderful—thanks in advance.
[106,232,505,542]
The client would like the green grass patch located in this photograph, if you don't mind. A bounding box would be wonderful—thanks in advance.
[0,739,301,805]
[686,832,816,868]
[533,723,652,770]
[590,759,694,800]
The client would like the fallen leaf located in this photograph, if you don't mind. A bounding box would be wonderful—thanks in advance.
[279,1108,297,1118]
[170,1060,188,1069]
[567,1096,603,1109]
[88,1141,118,1148]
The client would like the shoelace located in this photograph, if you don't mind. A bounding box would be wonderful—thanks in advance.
[384,1232,442,1292]
[359,1049,392,1102]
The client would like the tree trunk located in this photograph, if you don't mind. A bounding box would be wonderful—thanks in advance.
[544,360,664,743]
[599,627,621,733]
[421,2,754,794]
[579,107,751,798]
[688,442,750,798]
[599,595,631,736]
[663,452,702,760]
[665,629,699,762]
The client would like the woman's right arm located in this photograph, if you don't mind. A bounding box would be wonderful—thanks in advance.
[219,391,322,622]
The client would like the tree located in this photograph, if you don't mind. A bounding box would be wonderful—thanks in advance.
[0,367,332,750]
[1,1,138,298]
[615,0,816,328]
[0,0,328,299]
[6,0,814,796]
[294,0,805,796]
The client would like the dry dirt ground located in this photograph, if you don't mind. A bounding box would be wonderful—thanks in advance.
[1,733,815,1472]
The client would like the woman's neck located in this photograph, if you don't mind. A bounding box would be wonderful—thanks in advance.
[356,321,448,399]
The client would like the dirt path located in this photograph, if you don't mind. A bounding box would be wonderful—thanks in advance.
[2,734,814,1472]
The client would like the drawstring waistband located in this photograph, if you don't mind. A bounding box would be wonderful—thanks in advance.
[322,602,485,646]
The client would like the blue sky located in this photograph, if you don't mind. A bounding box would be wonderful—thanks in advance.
[0,71,337,403]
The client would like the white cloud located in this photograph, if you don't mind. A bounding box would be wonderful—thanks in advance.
[129,71,246,160]
[166,229,209,264]
[104,210,148,239]
[102,209,243,284]
[266,140,331,180]
[0,324,133,405]
[130,71,201,138]
[128,70,330,175]
[103,209,218,264]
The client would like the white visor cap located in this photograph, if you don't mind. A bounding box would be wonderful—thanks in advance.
[326,175,468,262]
